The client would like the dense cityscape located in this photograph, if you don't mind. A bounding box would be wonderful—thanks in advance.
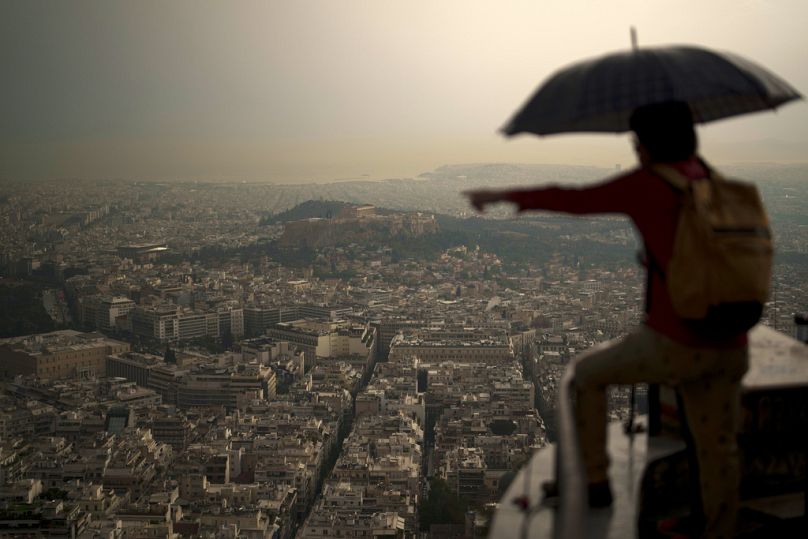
[1,163,807,538]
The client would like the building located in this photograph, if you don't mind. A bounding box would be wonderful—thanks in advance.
[130,304,243,343]
[298,510,405,539]
[388,330,513,366]
[177,310,218,341]
[441,447,488,504]
[216,306,244,338]
[95,296,136,332]
[176,364,276,410]
[107,352,165,385]
[370,319,424,362]
[244,307,285,338]
[241,338,305,377]
[0,330,130,380]
[243,304,351,337]
[116,242,168,262]
[0,500,90,538]
[130,305,179,342]
[267,320,376,372]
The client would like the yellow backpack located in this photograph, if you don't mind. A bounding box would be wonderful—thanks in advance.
[651,162,773,338]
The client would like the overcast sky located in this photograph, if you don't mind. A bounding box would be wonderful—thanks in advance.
[1,0,806,183]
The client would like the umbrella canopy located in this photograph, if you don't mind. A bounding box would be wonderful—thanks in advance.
[502,45,802,136]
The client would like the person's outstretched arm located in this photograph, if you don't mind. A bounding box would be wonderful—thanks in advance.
[465,172,642,216]
[466,189,511,212]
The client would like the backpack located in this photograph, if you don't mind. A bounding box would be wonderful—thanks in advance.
[650,162,773,339]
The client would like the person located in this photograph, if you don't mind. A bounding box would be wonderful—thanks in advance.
[466,101,749,539]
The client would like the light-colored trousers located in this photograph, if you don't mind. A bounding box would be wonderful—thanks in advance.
[571,325,748,539]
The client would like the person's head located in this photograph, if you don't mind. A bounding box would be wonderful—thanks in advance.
[629,101,697,164]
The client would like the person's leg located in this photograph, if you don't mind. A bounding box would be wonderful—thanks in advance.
[572,326,677,485]
[677,347,748,539]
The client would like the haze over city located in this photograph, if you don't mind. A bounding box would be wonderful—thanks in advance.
[2,0,806,183]
[2,2,808,538]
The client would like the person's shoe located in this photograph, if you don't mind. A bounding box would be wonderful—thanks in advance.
[541,480,559,498]
[539,480,560,508]
[587,480,613,508]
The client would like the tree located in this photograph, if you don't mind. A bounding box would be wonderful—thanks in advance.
[418,478,469,531]
[0,284,55,338]
[164,345,177,364]
[40,488,69,501]
[489,419,517,436]
[221,329,235,350]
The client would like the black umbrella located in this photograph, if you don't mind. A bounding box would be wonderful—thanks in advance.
[502,43,802,136]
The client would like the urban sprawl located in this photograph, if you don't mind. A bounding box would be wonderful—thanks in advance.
[1,175,805,538]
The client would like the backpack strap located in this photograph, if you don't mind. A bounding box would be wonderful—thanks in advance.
[649,157,721,191]
[696,156,724,182]
[649,163,693,191]
[643,162,693,281]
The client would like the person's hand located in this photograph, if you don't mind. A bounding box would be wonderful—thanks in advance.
[464,189,506,212]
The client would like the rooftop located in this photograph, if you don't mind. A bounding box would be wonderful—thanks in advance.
[0,330,124,356]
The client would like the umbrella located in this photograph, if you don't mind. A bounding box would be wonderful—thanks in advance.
[502,44,802,136]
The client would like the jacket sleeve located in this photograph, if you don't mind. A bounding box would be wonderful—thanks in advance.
[503,170,644,216]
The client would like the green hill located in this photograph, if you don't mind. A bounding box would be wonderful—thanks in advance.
[259,200,354,225]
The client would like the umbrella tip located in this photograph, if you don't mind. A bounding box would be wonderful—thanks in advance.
[630,27,638,51]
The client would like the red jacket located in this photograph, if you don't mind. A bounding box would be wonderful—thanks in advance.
[504,157,746,348]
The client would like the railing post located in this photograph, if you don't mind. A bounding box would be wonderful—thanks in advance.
[797,314,808,519]
[553,367,584,539]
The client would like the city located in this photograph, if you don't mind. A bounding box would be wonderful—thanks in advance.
[2,3,808,538]
[1,162,806,537]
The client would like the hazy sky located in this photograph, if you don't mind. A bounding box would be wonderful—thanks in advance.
[1,0,806,183]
